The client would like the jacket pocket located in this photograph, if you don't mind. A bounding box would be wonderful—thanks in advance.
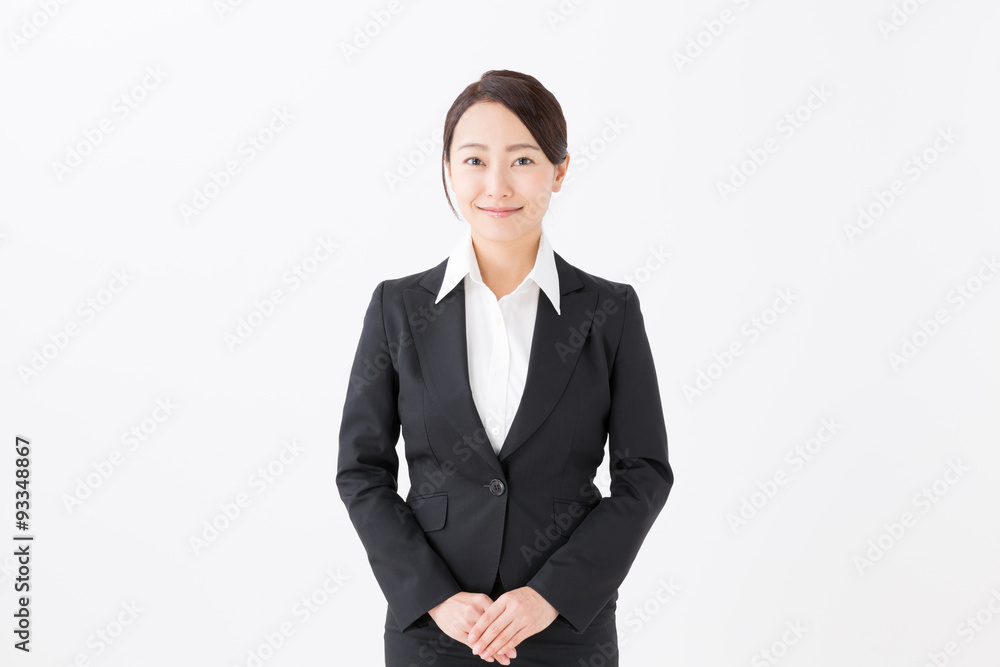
[406,492,448,533]
[551,497,599,538]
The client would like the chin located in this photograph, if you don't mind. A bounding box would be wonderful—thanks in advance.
[471,225,517,241]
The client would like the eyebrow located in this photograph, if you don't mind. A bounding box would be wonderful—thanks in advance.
[455,142,541,152]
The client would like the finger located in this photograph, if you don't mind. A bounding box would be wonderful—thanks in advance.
[466,593,493,615]
[469,599,505,646]
[488,645,512,665]
[483,632,519,662]
[492,629,526,661]
[482,645,516,664]
[479,620,517,661]
[474,614,512,658]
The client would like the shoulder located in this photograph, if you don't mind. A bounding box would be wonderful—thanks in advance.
[361,257,449,320]
[556,251,635,311]
[381,256,447,291]
[365,258,447,297]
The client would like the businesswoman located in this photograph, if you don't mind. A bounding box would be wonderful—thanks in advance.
[337,70,673,666]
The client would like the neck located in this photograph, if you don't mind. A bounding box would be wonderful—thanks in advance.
[471,230,540,300]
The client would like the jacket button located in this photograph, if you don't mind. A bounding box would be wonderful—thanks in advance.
[489,479,506,496]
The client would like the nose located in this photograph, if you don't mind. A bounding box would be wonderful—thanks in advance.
[484,164,513,200]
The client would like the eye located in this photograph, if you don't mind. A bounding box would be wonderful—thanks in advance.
[464,157,483,165]
[515,157,533,165]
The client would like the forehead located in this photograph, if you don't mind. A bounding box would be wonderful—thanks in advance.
[452,102,534,147]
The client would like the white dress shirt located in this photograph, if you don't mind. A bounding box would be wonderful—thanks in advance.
[435,227,562,456]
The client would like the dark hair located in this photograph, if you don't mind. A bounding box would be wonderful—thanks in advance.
[441,70,568,219]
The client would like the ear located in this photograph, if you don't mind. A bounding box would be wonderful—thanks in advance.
[551,154,570,193]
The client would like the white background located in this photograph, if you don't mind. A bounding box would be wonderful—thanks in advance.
[2,1,999,665]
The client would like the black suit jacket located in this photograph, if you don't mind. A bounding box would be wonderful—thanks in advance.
[336,249,673,635]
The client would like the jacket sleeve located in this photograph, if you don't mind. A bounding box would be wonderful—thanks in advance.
[336,281,463,633]
[525,283,674,633]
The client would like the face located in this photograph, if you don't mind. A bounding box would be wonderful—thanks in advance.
[446,101,569,244]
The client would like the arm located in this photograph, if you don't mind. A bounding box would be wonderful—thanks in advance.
[336,281,463,633]
[525,284,674,633]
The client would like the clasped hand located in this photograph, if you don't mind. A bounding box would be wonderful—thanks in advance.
[428,586,559,664]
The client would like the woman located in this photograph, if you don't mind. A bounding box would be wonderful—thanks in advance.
[337,70,673,666]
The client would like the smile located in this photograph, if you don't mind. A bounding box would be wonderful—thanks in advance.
[478,207,521,218]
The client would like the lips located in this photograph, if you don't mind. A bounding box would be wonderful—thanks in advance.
[479,206,521,218]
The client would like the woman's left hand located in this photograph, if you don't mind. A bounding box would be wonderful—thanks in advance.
[468,586,559,661]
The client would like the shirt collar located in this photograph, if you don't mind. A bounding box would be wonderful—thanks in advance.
[435,227,561,315]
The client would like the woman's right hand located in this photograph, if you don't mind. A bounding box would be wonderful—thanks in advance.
[428,592,517,664]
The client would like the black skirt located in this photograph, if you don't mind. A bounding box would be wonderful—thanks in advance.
[383,573,619,667]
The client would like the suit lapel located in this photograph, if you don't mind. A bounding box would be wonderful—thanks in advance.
[405,252,597,474]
